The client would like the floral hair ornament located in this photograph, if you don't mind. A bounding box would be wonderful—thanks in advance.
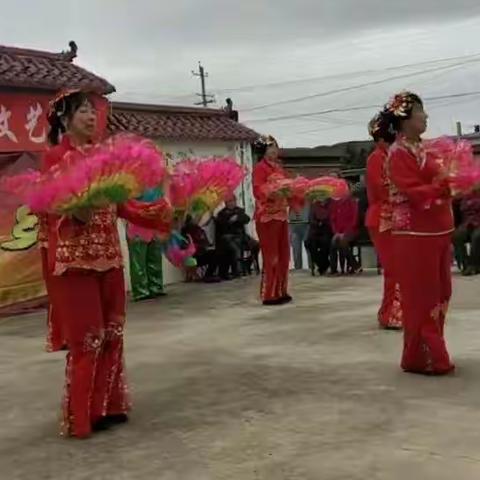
[385,91,418,118]
[47,88,83,123]
[253,134,278,151]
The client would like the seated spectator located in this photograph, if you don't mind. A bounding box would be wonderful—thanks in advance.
[305,199,333,275]
[216,195,259,278]
[452,191,480,275]
[329,195,360,275]
[181,215,220,282]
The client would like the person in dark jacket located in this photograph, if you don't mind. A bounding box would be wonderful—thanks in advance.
[305,199,333,275]
[216,195,258,277]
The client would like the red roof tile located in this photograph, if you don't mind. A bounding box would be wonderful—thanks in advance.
[0,43,115,94]
[108,102,259,142]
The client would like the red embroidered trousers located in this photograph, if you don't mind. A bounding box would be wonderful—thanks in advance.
[47,267,129,437]
[393,234,453,374]
[369,228,402,329]
[256,220,290,302]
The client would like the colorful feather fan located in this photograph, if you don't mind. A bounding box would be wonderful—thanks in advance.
[305,177,350,202]
[127,225,196,269]
[425,136,479,195]
[262,174,349,204]
[169,158,246,220]
[1,134,167,214]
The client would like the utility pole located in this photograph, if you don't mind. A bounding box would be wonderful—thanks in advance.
[456,121,463,137]
[192,62,215,107]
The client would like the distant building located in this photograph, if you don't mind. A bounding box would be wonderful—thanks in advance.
[0,42,259,313]
[108,101,259,285]
[0,42,114,315]
[280,146,346,177]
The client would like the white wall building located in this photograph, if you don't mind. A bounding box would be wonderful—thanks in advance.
[108,102,258,287]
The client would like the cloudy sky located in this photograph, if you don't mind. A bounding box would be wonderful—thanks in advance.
[2,0,480,146]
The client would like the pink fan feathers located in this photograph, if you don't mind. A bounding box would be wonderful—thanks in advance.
[262,174,349,206]
[426,136,480,194]
[165,237,197,269]
[305,177,350,201]
[1,134,167,214]
[169,157,246,219]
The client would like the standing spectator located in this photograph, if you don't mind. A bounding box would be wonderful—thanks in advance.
[452,191,480,275]
[289,204,311,270]
[305,199,333,275]
[127,187,166,301]
[330,195,360,274]
[216,194,251,278]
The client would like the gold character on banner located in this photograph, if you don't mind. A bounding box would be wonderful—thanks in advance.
[0,105,18,143]
[25,103,47,143]
[1,205,39,251]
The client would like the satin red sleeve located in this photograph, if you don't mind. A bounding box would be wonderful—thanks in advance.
[252,163,268,202]
[389,148,449,209]
[117,198,173,233]
[366,150,385,206]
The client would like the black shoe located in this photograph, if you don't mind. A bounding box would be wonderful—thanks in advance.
[92,417,111,432]
[263,295,292,306]
[462,266,475,276]
[204,276,221,283]
[106,414,129,425]
[262,298,285,306]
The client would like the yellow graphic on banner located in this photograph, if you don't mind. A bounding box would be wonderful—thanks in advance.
[0,206,39,251]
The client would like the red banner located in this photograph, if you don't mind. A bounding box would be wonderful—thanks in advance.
[0,91,109,152]
[0,151,45,312]
[0,90,110,314]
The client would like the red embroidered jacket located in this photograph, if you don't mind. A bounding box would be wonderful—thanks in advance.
[252,158,289,223]
[388,140,453,236]
[40,136,171,275]
[365,144,392,231]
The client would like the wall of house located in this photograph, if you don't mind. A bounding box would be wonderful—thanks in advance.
[118,139,255,289]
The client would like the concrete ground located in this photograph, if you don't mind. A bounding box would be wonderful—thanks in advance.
[2,271,480,480]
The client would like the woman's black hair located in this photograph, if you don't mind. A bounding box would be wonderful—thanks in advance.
[384,92,424,134]
[252,135,278,160]
[47,91,93,145]
[369,111,396,145]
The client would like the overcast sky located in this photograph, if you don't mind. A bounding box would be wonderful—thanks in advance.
[2,0,480,146]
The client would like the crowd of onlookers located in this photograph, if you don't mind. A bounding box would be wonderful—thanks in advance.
[183,179,480,282]
[182,195,260,283]
[453,190,480,276]
[290,194,364,276]
[184,185,370,282]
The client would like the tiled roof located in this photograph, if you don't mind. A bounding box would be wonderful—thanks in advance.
[108,102,259,142]
[0,43,115,94]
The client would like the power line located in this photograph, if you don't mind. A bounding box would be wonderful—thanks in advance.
[243,57,480,113]
[245,90,480,124]
[118,52,480,104]
[214,52,480,95]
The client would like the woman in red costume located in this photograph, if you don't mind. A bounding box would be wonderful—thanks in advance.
[40,90,171,437]
[365,112,402,330]
[252,135,292,305]
[384,91,454,375]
